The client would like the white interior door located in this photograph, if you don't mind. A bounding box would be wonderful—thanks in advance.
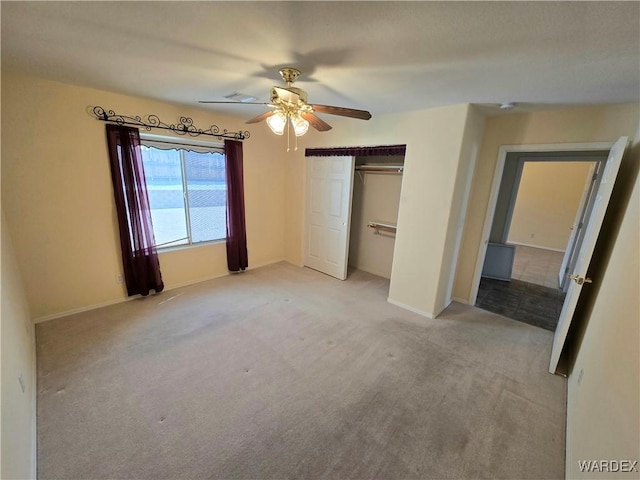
[304,156,355,280]
[549,136,628,374]
[558,162,599,288]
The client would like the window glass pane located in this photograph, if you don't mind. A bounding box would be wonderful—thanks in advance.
[141,146,189,247]
[184,151,227,242]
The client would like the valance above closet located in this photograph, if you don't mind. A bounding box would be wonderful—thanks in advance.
[305,145,406,157]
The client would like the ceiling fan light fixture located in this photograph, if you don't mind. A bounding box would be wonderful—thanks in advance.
[266,111,287,135]
[291,114,309,136]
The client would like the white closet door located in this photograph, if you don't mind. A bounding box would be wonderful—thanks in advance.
[304,156,355,280]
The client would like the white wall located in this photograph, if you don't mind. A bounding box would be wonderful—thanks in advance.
[1,211,37,479]
[435,105,485,309]
[507,161,595,251]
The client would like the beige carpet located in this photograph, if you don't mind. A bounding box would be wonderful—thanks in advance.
[36,262,566,479]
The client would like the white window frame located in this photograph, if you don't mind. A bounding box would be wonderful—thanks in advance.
[139,133,226,251]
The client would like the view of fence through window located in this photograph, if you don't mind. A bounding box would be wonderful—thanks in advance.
[141,145,226,248]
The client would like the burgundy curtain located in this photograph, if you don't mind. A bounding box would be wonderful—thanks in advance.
[225,139,248,272]
[106,124,164,296]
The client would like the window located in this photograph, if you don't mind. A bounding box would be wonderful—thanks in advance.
[140,135,226,249]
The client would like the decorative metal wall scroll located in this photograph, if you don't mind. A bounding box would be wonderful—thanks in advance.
[91,106,249,140]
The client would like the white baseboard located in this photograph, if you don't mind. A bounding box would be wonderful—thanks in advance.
[349,264,392,280]
[451,296,470,305]
[33,295,140,324]
[33,259,284,324]
[386,297,435,319]
[507,241,565,253]
[31,331,37,479]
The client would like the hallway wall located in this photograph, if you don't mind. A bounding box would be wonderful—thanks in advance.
[507,161,595,251]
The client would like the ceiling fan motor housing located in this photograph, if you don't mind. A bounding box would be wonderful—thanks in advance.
[271,86,308,105]
[279,67,301,84]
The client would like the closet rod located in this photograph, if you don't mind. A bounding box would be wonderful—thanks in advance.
[367,221,397,234]
[355,164,404,174]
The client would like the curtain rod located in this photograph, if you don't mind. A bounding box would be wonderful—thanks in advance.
[91,106,250,141]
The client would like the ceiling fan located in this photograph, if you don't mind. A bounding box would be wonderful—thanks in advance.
[199,68,372,139]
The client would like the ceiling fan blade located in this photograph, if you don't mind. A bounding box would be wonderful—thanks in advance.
[198,101,272,105]
[310,104,372,120]
[301,112,332,132]
[246,110,276,124]
[273,86,300,104]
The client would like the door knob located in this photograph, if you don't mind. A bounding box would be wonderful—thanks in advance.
[569,274,593,285]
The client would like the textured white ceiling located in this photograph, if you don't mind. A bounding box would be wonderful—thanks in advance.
[2,1,639,117]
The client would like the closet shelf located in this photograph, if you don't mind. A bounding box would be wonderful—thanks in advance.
[355,164,404,174]
[367,221,397,235]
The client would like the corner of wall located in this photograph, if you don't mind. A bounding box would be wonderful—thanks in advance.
[1,210,37,480]
[283,146,308,266]
[434,105,486,313]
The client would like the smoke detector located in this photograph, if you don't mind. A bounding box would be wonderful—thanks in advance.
[499,102,516,110]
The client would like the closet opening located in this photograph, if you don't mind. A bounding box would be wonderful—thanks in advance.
[349,154,404,279]
[303,145,405,285]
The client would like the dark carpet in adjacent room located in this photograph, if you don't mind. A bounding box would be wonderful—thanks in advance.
[475,277,567,331]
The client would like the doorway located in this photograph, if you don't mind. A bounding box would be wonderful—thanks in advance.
[474,150,608,330]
